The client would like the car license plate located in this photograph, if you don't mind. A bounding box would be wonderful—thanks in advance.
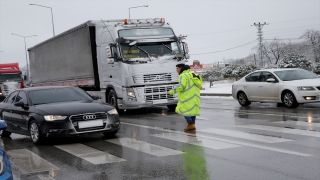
[153,99,168,104]
[78,120,103,129]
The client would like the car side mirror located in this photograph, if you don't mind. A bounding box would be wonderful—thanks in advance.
[266,78,276,83]
[14,101,25,108]
[0,120,7,130]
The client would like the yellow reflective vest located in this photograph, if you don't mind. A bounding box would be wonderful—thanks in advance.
[169,69,202,116]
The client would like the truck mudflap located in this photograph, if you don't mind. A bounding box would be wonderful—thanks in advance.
[117,98,178,109]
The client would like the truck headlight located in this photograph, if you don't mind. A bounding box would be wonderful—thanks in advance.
[107,109,118,115]
[297,86,315,91]
[127,88,136,98]
[44,115,67,121]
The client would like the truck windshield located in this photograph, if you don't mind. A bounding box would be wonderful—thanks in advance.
[120,42,182,61]
[0,73,22,83]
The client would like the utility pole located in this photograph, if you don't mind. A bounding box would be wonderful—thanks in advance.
[252,22,268,67]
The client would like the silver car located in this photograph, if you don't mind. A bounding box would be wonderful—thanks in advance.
[232,68,320,108]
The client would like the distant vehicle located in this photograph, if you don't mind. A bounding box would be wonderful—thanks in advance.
[0,120,13,180]
[0,86,120,144]
[28,18,190,112]
[232,68,320,108]
[0,63,25,101]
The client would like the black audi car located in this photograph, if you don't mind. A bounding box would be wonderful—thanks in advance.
[0,86,120,144]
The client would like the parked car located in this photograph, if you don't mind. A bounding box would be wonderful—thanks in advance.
[0,120,13,180]
[0,86,120,144]
[232,68,320,108]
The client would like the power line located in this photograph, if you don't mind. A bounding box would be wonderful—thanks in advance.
[190,40,256,55]
[270,16,320,25]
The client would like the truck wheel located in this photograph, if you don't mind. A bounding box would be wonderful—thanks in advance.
[108,90,124,114]
[167,104,177,112]
[0,130,11,137]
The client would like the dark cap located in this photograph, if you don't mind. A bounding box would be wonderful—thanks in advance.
[176,64,185,68]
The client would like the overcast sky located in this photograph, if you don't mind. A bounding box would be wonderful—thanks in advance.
[0,0,319,68]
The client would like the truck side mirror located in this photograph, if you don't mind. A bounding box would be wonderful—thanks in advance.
[182,42,190,59]
[105,46,115,64]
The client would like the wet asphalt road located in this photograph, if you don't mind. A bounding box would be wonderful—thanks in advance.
[1,97,320,180]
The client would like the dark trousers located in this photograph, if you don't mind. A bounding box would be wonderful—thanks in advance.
[184,116,196,124]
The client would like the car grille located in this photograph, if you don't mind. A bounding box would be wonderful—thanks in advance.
[70,112,107,122]
[70,112,107,132]
[316,86,320,90]
[144,85,175,101]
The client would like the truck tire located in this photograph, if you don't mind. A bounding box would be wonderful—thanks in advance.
[107,90,124,114]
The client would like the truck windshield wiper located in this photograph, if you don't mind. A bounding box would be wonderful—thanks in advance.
[162,43,179,60]
[134,45,152,62]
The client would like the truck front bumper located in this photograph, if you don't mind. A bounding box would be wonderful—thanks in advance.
[117,98,178,109]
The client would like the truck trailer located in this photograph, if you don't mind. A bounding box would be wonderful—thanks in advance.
[0,63,25,101]
[28,18,190,111]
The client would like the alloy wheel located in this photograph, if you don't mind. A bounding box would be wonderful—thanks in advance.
[283,93,293,106]
[30,122,39,142]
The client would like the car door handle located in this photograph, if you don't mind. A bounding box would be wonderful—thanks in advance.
[259,86,263,87]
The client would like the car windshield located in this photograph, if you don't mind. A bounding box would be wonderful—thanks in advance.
[274,69,320,81]
[28,87,93,105]
[120,41,182,61]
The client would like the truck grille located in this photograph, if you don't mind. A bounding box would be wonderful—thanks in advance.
[1,81,20,96]
[144,85,175,101]
[133,73,178,83]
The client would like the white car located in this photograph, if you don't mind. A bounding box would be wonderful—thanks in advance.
[232,68,320,108]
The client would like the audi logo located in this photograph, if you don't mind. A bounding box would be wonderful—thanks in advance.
[83,114,96,120]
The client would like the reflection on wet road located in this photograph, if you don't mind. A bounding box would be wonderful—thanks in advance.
[1,98,320,180]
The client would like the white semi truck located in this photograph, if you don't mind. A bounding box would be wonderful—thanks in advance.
[28,18,190,111]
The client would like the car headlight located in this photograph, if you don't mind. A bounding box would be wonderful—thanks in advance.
[44,115,67,121]
[297,86,315,91]
[107,109,118,115]
[126,88,136,98]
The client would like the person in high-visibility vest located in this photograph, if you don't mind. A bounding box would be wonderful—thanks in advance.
[168,64,202,131]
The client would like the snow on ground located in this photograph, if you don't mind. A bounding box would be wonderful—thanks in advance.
[200,80,234,99]
[200,80,233,94]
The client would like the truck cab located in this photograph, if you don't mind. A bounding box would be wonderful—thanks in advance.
[0,63,25,101]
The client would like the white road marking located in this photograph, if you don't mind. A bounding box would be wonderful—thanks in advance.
[54,143,125,164]
[273,121,320,128]
[152,133,241,150]
[197,128,293,143]
[105,138,182,156]
[7,149,59,174]
[238,124,320,138]
[121,122,312,157]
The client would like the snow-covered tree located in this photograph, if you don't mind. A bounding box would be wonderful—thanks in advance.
[221,64,239,79]
[202,68,222,82]
[232,64,258,80]
[277,53,313,70]
[313,63,320,75]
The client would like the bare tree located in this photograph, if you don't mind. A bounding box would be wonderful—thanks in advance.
[302,29,320,62]
[262,39,285,65]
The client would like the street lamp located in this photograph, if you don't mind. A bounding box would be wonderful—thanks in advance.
[11,33,37,81]
[129,5,148,20]
[30,4,55,36]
